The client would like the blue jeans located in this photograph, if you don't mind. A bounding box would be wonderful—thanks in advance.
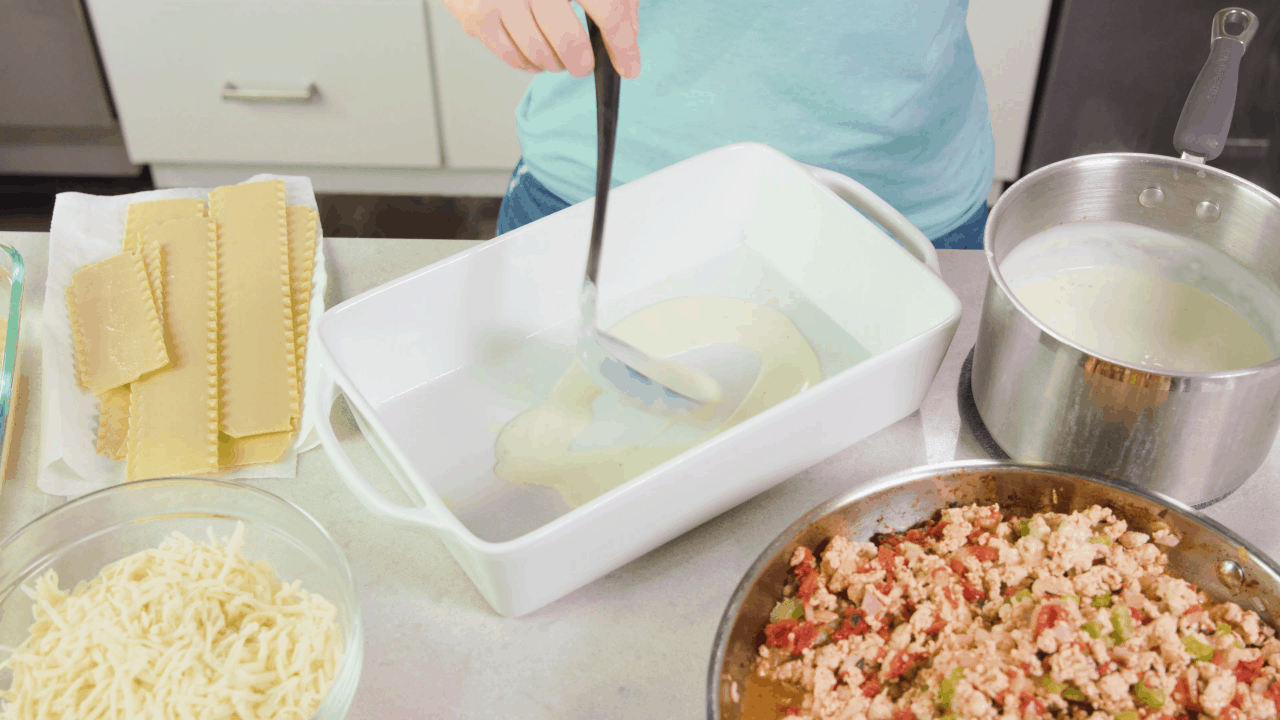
[496,158,988,250]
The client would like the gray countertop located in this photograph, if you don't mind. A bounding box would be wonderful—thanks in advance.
[1,233,1276,719]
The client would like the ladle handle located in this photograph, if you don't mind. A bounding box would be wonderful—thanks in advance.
[1173,7,1257,163]
[583,15,620,286]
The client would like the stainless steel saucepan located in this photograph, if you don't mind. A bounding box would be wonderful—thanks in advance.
[972,8,1280,506]
[707,460,1280,719]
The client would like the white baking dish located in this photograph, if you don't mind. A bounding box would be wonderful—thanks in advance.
[311,143,962,617]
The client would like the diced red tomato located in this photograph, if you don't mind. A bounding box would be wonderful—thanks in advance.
[1033,603,1069,638]
[893,711,915,720]
[764,619,799,648]
[943,586,959,608]
[1229,691,1245,710]
[1186,604,1203,615]
[1003,586,1019,597]
[1236,656,1266,684]
[861,678,882,698]
[1213,651,1229,667]
[950,558,968,577]
[879,534,905,549]
[1004,669,1018,680]
[961,579,986,603]
[791,622,821,656]
[797,570,823,602]
[994,689,1010,707]
[1019,692,1045,716]
[927,521,949,540]
[924,614,947,634]
[970,545,999,563]
[764,619,821,656]
[904,529,929,545]
[857,561,874,574]
[875,581,894,596]
[1222,710,1244,720]
[831,614,872,640]
[1173,677,1201,712]
[886,651,924,679]
[877,627,893,643]
[966,528,988,543]
[1264,679,1280,713]
[777,705,801,717]
[1129,606,1150,625]
[877,545,899,575]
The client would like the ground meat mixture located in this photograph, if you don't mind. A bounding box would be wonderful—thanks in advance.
[754,504,1280,720]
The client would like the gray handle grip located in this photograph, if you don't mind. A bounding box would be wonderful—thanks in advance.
[1173,7,1257,162]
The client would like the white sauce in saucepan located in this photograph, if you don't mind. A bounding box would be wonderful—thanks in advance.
[998,221,1279,372]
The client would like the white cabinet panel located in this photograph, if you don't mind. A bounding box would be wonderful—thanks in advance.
[968,0,1053,183]
[85,0,441,167]
[426,0,533,170]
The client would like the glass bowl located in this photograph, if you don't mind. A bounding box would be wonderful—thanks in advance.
[0,477,363,719]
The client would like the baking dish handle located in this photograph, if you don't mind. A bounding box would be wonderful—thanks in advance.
[801,163,942,275]
[312,362,447,530]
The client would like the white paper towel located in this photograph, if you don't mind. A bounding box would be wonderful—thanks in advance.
[37,175,327,497]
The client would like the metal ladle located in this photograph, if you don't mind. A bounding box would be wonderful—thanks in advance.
[575,17,723,415]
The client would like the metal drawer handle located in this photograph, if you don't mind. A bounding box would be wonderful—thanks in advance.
[221,82,318,103]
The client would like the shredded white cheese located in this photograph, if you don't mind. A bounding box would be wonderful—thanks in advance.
[0,522,343,720]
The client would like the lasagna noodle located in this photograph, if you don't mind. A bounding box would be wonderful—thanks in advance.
[100,199,201,450]
[122,198,206,312]
[210,180,297,437]
[125,218,220,481]
[95,385,131,459]
[286,205,317,416]
[218,430,294,468]
[66,252,169,394]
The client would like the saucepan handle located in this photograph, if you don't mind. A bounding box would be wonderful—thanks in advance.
[801,163,942,276]
[1174,7,1258,163]
[311,356,448,530]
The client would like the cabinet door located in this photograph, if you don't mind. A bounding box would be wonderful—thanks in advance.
[0,0,116,128]
[86,0,441,167]
[426,0,533,170]
[968,0,1053,183]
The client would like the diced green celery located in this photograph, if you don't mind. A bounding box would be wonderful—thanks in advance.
[1115,712,1139,720]
[1013,589,1033,603]
[938,714,958,720]
[1062,594,1080,605]
[1181,635,1214,662]
[937,668,963,709]
[1083,621,1103,639]
[1089,535,1113,546]
[1019,520,1032,537]
[1135,680,1165,709]
[1111,605,1134,645]
[1038,675,1065,694]
[770,597,805,623]
[1063,687,1088,702]
[1092,594,1113,608]
[1216,622,1233,637]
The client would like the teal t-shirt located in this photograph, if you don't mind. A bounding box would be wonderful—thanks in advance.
[514,0,995,239]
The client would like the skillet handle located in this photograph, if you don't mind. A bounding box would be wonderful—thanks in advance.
[1174,7,1258,163]
[802,163,942,275]
[311,358,447,530]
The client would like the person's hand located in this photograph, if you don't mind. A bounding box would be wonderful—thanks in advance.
[441,0,640,79]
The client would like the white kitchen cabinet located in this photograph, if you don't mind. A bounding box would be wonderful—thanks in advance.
[86,0,1052,197]
[968,0,1054,188]
[85,0,441,168]
[425,0,533,169]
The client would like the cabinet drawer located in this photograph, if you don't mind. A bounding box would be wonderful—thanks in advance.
[86,0,441,167]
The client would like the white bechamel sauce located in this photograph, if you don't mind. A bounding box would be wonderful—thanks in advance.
[999,221,1279,372]
[493,296,821,508]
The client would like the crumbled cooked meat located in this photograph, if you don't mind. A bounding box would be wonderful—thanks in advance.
[753,503,1280,719]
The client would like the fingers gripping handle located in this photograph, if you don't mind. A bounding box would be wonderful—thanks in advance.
[313,365,444,529]
[1174,8,1257,163]
[803,164,942,275]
